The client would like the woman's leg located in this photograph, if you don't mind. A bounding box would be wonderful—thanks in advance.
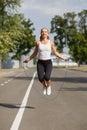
[37,60,52,95]
[37,60,44,83]
[44,60,52,95]
[37,60,46,87]
[46,80,51,87]
[44,60,52,86]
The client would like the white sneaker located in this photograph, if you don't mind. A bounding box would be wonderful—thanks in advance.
[43,87,47,95]
[47,86,51,95]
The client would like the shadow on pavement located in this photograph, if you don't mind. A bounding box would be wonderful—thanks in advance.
[0,103,35,109]
[61,87,87,91]
[51,77,87,83]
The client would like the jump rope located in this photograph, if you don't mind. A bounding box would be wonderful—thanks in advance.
[23,61,69,102]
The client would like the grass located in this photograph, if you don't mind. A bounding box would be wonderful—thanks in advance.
[68,65,87,72]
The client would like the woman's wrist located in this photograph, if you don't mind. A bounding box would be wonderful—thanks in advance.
[24,57,30,63]
[27,57,30,61]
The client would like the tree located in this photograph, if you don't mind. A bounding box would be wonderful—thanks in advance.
[12,17,35,60]
[78,10,87,38]
[50,15,67,52]
[0,0,21,59]
[0,13,23,58]
[0,0,35,63]
[50,10,87,64]
[0,0,21,30]
[70,33,87,64]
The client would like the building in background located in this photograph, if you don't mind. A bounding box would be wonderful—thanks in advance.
[1,49,34,69]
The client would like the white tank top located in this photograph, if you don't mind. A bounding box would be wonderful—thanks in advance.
[38,40,51,60]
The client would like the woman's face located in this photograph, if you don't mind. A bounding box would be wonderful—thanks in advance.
[40,28,49,39]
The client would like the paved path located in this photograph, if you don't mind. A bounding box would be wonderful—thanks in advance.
[0,67,87,130]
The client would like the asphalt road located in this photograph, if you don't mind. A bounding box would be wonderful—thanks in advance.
[0,67,87,130]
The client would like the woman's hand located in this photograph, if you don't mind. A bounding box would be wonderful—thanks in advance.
[64,58,68,61]
[23,59,29,63]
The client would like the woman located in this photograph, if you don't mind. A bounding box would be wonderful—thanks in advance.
[24,28,67,95]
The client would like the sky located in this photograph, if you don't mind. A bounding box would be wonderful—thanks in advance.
[19,0,87,40]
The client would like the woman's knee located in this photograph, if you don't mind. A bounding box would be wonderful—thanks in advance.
[38,76,44,82]
[44,75,50,81]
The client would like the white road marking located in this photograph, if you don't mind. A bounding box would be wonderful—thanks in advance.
[1,83,4,86]
[1,80,11,86]
[0,72,23,87]
[8,79,12,82]
[10,71,37,130]
[4,81,8,84]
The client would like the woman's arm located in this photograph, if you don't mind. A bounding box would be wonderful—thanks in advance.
[24,42,39,63]
[51,41,67,61]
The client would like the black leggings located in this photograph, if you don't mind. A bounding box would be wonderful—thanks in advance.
[37,59,52,82]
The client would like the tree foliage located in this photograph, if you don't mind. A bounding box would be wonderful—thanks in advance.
[0,0,35,61]
[50,10,87,64]
[12,18,35,60]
